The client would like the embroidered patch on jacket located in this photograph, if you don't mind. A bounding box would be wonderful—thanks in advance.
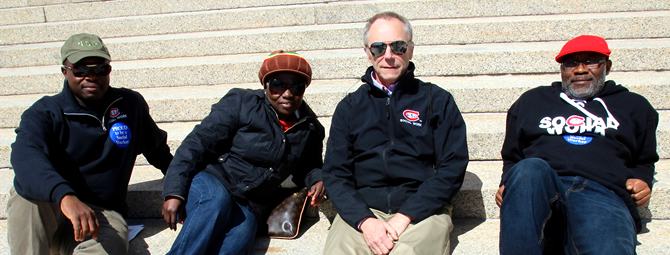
[563,135,593,145]
[110,122,131,148]
[400,109,422,127]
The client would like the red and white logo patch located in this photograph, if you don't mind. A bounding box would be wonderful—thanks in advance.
[403,110,420,121]
[109,108,120,118]
[566,115,585,126]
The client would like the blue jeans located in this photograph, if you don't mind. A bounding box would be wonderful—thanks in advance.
[168,171,258,255]
[499,158,636,255]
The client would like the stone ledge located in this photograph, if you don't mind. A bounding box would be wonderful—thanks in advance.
[1,160,669,220]
[1,218,669,254]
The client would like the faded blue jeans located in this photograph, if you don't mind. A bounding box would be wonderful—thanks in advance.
[499,158,636,255]
[167,171,258,255]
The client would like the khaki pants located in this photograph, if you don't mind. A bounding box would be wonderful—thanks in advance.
[324,207,453,255]
[7,187,129,255]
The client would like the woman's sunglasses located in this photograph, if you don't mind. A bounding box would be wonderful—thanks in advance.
[266,79,307,96]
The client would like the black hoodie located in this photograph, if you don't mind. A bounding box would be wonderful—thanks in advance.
[501,80,659,232]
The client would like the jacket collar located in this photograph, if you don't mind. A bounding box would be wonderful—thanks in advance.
[361,61,416,90]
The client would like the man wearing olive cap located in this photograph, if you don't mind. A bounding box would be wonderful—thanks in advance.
[496,35,658,254]
[8,33,173,254]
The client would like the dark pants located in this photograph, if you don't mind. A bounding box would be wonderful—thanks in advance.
[500,158,636,255]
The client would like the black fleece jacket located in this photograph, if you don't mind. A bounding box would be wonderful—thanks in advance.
[11,81,172,215]
[162,88,324,220]
[323,63,469,229]
[501,80,659,232]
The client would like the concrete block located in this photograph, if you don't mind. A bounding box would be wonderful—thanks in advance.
[0,7,44,26]
[0,0,27,9]
[0,5,320,45]
[314,0,670,24]
[42,0,342,22]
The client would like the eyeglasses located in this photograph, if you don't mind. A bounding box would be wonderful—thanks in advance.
[266,79,307,96]
[367,40,409,58]
[562,59,606,70]
[62,63,111,77]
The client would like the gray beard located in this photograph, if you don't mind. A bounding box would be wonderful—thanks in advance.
[562,74,606,100]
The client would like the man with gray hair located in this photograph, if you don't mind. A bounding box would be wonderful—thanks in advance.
[322,11,469,255]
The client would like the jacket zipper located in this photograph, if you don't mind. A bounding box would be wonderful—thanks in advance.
[64,98,123,132]
[384,96,395,213]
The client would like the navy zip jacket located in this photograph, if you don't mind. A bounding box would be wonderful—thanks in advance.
[323,63,469,228]
[162,88,324,220]
[501,81,659,232]
[11,81,172,215]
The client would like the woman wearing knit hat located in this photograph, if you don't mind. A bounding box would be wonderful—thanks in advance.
[162,51,327,254]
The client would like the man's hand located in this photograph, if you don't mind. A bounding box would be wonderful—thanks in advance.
[386,213,412,238]
[60,194,99,242]
[307,181,327,206]
[626,178,651,207]
[360,218,397,255]
[162,196,185,231]
[495,185,505,207]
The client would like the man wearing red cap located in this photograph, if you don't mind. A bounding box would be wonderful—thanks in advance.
[161,51,326,254]
[323,12,468,255]
[496,35,658,254]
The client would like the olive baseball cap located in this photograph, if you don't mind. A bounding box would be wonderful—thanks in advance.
[60,33,111,64]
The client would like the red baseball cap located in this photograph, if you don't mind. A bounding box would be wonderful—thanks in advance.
[555,35,611,63]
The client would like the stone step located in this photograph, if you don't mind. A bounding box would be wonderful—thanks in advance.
[1,109,669,168]
[2,38,670,96]
[4,10,670,68]
[1,0,670,44]
[3,71,669,127]
[0,0,93,9]
[0,217,669,254]
[1,160,669,221]
[0,0,347,26]
[1,108,669,168]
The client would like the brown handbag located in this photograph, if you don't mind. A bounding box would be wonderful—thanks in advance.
[266,187,309,239]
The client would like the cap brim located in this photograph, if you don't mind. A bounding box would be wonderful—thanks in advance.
[66,51,111,64]
[261,69,312,86]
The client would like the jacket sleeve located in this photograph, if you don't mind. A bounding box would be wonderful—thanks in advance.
[322,97,376,229]
[630,104,659,188]
[136,93,173,174]
[161,90,242,199]
[291,120,325,189]
[11,101,75,205]
[397,90,469,222]
[500,100,525,183]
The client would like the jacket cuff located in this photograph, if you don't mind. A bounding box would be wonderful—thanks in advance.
[51,183,75,206]
[305,169,323,187]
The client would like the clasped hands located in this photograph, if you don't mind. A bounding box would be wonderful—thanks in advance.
[360,213,412,255]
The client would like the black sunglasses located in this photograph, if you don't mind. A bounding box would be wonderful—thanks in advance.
[62,63,111,77]
[266,79,307,96]
[367,40,409,57]
[562,59,607,70]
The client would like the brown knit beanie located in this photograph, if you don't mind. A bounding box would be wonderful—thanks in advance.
[258,50,312,86]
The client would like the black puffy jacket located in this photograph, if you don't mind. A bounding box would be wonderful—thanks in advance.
[162,88,324,219]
